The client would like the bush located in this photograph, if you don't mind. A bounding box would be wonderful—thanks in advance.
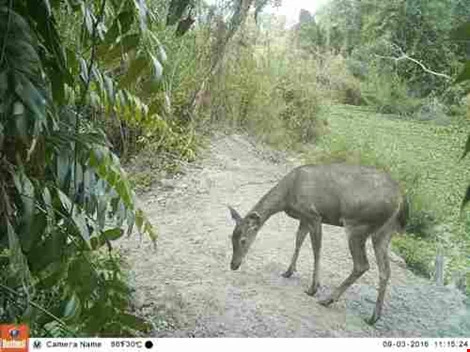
[209,24,325,148]
[126,119,202,192]
[0,1,157,336]
[276,75,322,144]
[392,235,435,278]
[413,96,450,124]
[316,54,363,106]
[346,58,369,80]
[404,193,438,239]
[360,65,422,116]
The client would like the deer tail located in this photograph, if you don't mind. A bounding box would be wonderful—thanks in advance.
[397,195,409,233]
[374,196,408,238]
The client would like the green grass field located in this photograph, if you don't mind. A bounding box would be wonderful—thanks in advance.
[302,104,470,289]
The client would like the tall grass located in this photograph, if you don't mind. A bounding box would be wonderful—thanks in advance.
[209,24,325,149]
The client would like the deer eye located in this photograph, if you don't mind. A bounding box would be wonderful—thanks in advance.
[240,237,247,246]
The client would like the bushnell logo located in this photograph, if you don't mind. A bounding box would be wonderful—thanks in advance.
[0,324,29,352]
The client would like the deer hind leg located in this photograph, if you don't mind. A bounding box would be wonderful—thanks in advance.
[306,220,322,296]
[368,230,392,325]
[282,221,309,278]
[319,226,370,306]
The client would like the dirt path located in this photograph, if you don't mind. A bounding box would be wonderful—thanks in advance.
[118,134,469,337]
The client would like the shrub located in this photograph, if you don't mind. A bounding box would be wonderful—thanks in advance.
[392,235,435,278]
[360,65,422,116]
[316,53,363,106]
[276,75,322,144]
[209,25,324,148]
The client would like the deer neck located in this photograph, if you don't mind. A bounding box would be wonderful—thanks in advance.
[249,182,287,226]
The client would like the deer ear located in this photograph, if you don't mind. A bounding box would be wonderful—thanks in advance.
[228,206,242,224]
[247,212,261,227]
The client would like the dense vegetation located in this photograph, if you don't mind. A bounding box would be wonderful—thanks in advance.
[0,0,161,336]
[1,0,469,336]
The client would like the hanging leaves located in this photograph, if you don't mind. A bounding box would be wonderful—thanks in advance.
[88,146,157,242]
[13,172,35,232]
[118,54,149,89]
[14,72,47,132]
[57,189,91,247]
[105,10,135,44]
[134,0,148,31]
[0,0,159,336]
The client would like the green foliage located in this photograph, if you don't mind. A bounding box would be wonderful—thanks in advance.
[167,0,192,26]
[455,62,470,85]
[298,12,325,51]
[67,251,151,337]
[392,235,435,278]
[405,196,437,239]
[120,22,210,188]
[209,18,324,148]
[296,0,470,123]
[360,64,422,116]
[277,76,321,143]
[127,121,203,192]
[314,53,363,106]
[119,0,278,188]
[53,0,171,159]
[316,0,468,96]
[0,0,158,336]
[454,21,470,211]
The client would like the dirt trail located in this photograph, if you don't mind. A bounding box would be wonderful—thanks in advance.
[118,134,469,337]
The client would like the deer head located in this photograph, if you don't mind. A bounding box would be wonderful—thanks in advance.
[228,206,261,270]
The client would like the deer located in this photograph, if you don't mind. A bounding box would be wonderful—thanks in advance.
[228,163,407,325]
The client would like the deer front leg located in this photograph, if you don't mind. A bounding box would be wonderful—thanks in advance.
[282,221,309,278]
[306,220,322,296]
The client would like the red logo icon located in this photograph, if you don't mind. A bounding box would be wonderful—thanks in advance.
[0,325,28,352]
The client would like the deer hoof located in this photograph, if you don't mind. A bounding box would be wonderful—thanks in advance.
[305,285,319,296]
[366,314,380,326]
[281,269,294,278]
[318,297,334,306]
